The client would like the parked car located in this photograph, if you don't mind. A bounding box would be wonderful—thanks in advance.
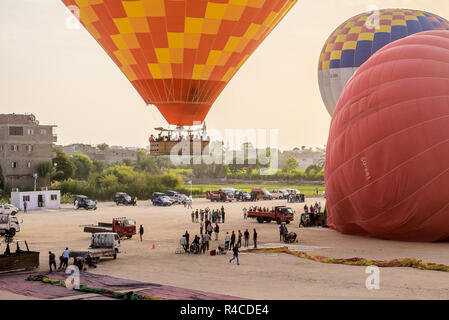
[279,189,290,199]
[234,190,251,201]
[206,190,220,202]
[177,194,190,204]
[114,192,135,205]
[251,188,272,200]
[286,188,301,195]
[152,196,173,206]
[75,195,97,210]
[0,204,19,215]
[269,189,284,200]
[152,192,165,201]
[220,187,237,194]
[165,190,180,203]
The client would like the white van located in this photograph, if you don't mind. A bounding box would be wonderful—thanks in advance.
[0,214,20,236]
[0,204,19,215]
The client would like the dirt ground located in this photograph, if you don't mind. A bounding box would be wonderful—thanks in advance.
[1,197,449,300]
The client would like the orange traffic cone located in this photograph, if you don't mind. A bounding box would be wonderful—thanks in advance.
[152,243,155,249]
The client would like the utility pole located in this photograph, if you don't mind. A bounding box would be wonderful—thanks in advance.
[33,173,38,191]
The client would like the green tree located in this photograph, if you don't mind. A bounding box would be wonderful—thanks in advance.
[92,159,106,174]
[52,148,75,181]
[283,156,299,172]
[37,161,55,186]
[71,153,94,180]
[136,149,160,174]
[97,143,109,151]
[305,164,321,176]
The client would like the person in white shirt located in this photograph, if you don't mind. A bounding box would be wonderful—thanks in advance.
[243,207,247,220]
[62,248,70,269]
[180,235,187,252]
[74,199,79,210]
[225,232,230,250]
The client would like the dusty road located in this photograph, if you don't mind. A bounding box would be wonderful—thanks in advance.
[1,197,449,300]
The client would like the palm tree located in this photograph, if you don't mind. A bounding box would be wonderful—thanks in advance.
[36,161,55,187]
[317,146,326,170]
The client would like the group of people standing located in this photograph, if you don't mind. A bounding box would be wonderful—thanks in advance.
[223,228,257,250]
[48,248,70,272]
[304,201,322,214]
[191,206,226,225]
[303,202,323,226]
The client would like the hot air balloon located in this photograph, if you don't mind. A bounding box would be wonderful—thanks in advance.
[61,0,297,154]
[318,9,449,116]
[325,30,449,242]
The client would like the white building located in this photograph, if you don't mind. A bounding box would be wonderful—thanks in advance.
[11,190,61,211]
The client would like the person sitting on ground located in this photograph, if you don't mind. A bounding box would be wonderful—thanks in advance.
[217,244,225,255]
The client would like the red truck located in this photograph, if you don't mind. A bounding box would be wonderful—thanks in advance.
[205,190,234,202]
[248,206,294,224]
[83,217,137,239]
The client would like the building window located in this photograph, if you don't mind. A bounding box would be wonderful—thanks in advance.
[23,196,30,202]
[40,129,47,135]
[11,162,17,168]
[27,162,31,168]
[9,127,23,136]
[27,128,34,135]
[27,145,33,152]
[51,194,58,201]
[11,145,19,151]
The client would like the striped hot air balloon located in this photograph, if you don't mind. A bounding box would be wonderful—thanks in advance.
[61,0,297,126]
[318,9,449,116]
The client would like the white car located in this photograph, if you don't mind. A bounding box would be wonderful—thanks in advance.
[0,204,19,215]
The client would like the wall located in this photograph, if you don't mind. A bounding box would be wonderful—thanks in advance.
[11,190,61,211]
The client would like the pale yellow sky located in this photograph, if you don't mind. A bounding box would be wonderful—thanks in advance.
[0,0,448,150]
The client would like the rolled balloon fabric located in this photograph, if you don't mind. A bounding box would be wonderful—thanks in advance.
[61,0,297,126]
[318,9,449,116]
[325,30,449,242]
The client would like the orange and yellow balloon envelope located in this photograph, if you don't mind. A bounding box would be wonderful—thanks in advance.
[62,0,298,126]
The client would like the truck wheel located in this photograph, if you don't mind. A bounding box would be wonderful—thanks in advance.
[8,229,16,236]
[116,202,119,206]
[286,221,290,224]
[257,217,264,223]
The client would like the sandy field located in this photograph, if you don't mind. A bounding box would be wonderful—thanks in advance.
[1,197,449,300]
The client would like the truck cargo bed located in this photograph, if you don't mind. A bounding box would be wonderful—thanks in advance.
[98,222,112,228]
[0,251,40,273]
[84,226,112,234]
[70,248,116,259]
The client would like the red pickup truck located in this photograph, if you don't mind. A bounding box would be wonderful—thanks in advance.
[248,206,294,224]
[84,217,137,239]
[205,190,233,202]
